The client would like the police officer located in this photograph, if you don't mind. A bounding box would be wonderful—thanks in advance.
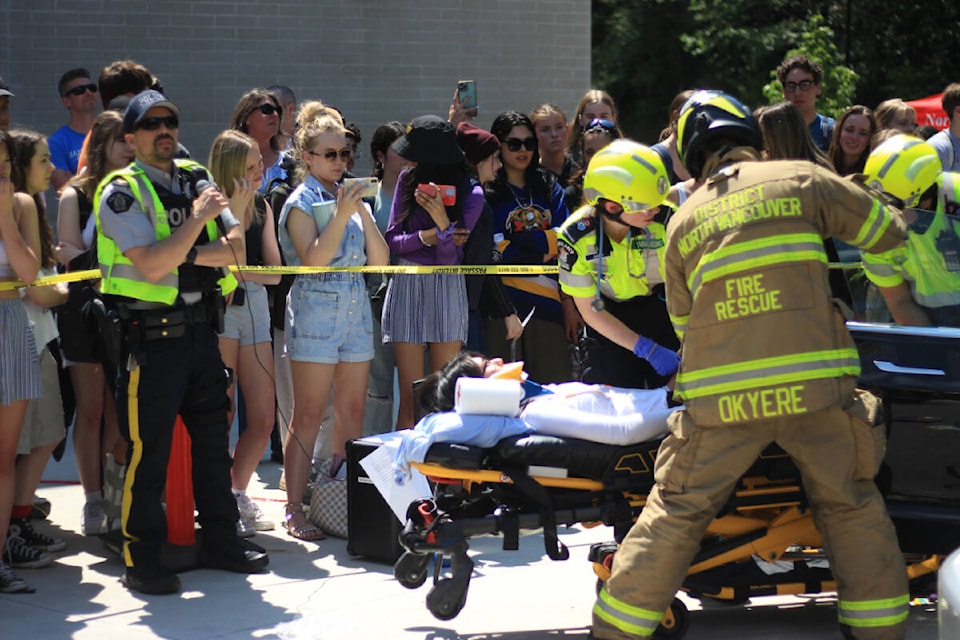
[557,140,680,388]
[96,90,268,595]
[592,91,911,640]
[861,134,960,327]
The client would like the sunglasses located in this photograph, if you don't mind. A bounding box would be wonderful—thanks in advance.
[306,149,351,163]
[503,136,538,152]
[136,116,180,131]
[256,103,280,116]
[582,118,616,133]
[64,83,98,97]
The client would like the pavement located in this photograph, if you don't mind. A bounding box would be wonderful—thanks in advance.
[0,440,941,640]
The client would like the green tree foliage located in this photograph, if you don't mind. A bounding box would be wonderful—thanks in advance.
[760,14,858,120]
[592,0,960,143]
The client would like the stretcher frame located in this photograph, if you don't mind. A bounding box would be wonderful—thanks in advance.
[393,438,942,638]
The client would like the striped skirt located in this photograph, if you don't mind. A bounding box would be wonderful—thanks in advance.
[0,299,41,405]
[381,260,467,344]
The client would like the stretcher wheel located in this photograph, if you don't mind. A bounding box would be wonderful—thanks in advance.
[395,551,431,590]
[426,577,470,620]
[653,598,689,639]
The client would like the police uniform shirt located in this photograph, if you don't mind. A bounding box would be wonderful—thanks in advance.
[557,206,666,302]
[98,159,239,257]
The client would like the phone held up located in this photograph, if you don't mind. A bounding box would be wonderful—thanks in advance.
[342,176,379,200]
[417,183,457,206]
[457,80,478,118]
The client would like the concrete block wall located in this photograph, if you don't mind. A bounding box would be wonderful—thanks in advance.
[1,0,590,180]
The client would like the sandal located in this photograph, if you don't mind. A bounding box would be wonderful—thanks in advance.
[284,503,325,541]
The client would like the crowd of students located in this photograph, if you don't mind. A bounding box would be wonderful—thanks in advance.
[0,52,956,593]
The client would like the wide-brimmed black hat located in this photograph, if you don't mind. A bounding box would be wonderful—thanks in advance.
[392,115,464,165]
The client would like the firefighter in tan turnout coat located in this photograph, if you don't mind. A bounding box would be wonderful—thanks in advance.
[591,90,911,640]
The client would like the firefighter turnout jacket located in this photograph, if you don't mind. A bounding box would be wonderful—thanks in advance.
[665,157,907,426]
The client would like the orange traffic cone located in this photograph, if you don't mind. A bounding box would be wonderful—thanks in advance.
[166,416,195,545]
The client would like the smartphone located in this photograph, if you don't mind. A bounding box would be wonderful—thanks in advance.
[342,176,379,199]
[457,80,478,118]
[418,183,457,206]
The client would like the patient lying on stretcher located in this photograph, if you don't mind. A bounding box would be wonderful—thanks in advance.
[395,352,682,471]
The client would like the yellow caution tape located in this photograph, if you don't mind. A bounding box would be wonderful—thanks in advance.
[0,264,560,291]
[0,261,864,291]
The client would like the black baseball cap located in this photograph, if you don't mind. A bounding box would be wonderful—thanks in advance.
[0,77,14,98]
[123,89,180,133]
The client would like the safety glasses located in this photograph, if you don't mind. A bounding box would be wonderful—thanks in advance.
[582,118,616,134]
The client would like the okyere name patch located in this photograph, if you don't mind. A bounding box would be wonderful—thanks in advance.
[717,385,807,423]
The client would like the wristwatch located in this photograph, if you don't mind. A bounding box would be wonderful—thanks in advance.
[186,247,198,265]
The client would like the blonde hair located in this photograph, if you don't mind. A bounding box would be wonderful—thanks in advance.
[292,100,348,183]
[566,89,618,157]
[70,110,125,198]
[874,98,916,131]
[208,129,260,223]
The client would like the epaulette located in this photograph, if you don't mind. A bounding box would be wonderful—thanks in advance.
[559,208,597,244]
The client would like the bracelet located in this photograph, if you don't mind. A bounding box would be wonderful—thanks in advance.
[436,224,454,241]
[418,230,432,246]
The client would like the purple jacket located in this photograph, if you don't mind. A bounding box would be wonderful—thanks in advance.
[385,172,484,266]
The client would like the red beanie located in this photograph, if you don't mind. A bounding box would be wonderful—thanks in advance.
[455,122,501,165]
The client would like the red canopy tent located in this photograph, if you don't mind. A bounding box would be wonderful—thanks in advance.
[906,93,949,130]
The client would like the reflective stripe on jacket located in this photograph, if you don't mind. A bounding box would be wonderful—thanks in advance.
[664,159,906,426]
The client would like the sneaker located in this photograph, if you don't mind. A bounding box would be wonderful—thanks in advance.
[30,495,51,520]
[236,518,256,538]
[122,565,180,595]
[0,562,29,593]
[4,534,54,569]
[236,494,275,532]
[81,500,108,536]
[8,518,65,552]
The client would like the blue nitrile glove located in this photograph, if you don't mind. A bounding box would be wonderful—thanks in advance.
[632,336,680,377]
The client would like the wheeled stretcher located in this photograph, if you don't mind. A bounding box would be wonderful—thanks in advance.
[392,429,943,638]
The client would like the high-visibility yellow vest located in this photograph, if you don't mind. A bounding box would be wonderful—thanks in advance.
[94,160,237,305]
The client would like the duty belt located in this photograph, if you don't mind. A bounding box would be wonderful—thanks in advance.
[120,303,212,341]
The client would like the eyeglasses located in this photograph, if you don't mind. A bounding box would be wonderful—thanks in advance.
[783,80,814,93]
[306,149,351,163]
[257,103,280,116]
[503,137,538,152]
[64,83,98,97]
[136,116,179,131]
[583,118,616,133]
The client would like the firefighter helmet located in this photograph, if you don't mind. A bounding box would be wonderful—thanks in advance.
[676,90,762,179]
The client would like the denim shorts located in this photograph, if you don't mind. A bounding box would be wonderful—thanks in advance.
[222,284,271,347]
[285,273,373,364]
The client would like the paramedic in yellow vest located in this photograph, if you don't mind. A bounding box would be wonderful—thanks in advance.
[592,90,911,640]
[96,90,268,595]
[557,140,680,388]
[861,135,960,327]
